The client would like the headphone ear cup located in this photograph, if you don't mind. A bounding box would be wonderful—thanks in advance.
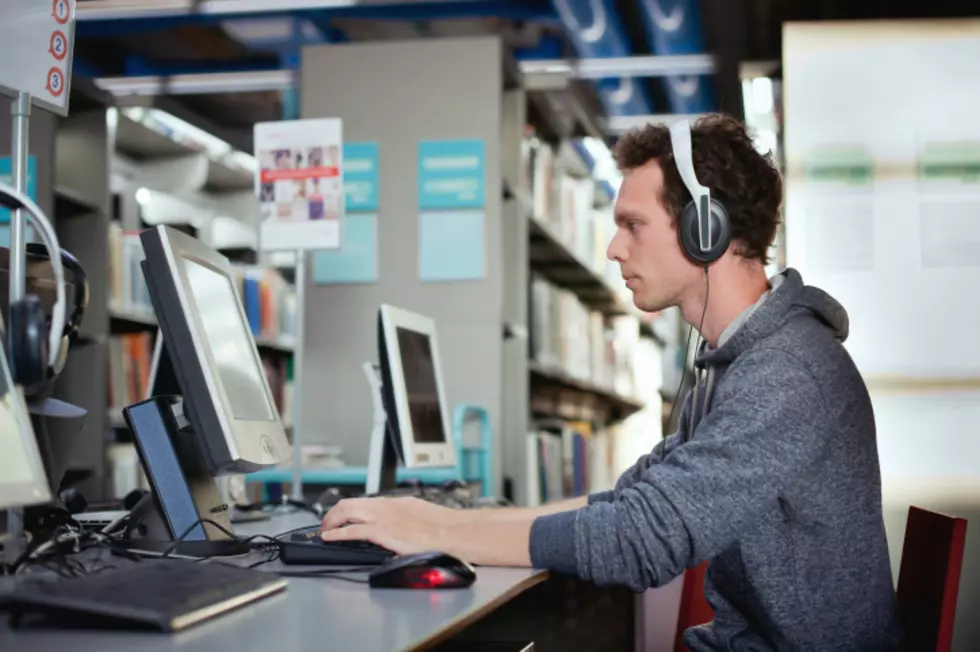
[678,199,732,264]
[8,295,49,391]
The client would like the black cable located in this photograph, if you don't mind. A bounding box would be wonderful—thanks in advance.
[273,566,374,583]
[665,266,711,432]
[161,517,283,559]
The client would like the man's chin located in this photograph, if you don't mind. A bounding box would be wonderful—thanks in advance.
[631,294,668,314]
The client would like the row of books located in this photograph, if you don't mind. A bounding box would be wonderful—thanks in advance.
[108,222,298,345]
[525,400,667,506]
[529,274,651,399]
[106,332,295,429]
[523,421,616,505]
[523,137,625,290]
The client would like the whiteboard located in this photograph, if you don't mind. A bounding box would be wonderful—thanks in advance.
[783,20,980,379]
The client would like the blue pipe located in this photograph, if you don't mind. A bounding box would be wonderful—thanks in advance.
[634,0,714,113]
[75,0,556,37]
[548,0,656,116]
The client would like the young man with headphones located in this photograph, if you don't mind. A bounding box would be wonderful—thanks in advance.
[320,115,904,650]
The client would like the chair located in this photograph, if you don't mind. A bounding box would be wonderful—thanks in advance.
[674,561,714,652]
[896,506,968,652]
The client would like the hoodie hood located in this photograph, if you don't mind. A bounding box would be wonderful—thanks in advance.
[687,268,849,430]
[696,267,849,369]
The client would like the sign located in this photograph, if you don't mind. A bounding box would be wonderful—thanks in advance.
[313,213,378,285]
[254,118,344,252]
[0,156,37,224]
[418,139,485,209]
[419,211,485,282]
[0,0,76,116]
[343,142,379,212]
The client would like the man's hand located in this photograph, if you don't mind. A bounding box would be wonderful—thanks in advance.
[320,494,588,567]
[320,496,464,557]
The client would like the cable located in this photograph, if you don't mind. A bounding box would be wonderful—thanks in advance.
[161,517,282,560]
[665,266,711,432]
[273,566,374,584]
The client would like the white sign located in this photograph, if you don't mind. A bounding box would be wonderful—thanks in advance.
[0,0,76,116]
[254,118,344,251]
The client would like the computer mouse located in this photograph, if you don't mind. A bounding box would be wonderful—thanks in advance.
[368,551,476,589]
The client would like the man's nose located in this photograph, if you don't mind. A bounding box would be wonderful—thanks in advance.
[607,229,626,262]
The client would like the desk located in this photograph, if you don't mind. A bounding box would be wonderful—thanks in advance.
[0,511,640,652]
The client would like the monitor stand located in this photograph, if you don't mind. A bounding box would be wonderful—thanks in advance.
[119,393,248,558]
[364,362,400,496]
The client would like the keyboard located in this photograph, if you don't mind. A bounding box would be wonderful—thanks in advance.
[278,526,395,566]
[0,558,287,632]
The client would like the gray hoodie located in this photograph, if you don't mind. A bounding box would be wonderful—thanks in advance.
[529,268,904,651]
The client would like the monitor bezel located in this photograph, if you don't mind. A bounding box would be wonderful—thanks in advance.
[378,304,456,469]
[139,225,291,475]
[0,325,52,510]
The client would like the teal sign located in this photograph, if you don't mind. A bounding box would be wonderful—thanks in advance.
[343,142,379,212]
[0,156,37,223]
[313,214,378,285]
[418,139,485,209]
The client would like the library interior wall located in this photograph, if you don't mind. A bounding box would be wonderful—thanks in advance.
[783,19,980,651]
[298,37,505,491]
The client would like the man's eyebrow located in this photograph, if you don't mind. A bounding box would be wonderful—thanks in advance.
[614,210,644,225]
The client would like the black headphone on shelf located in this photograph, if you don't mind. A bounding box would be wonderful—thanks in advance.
[669,119,732,265]
[0,180,75,395]
[23,241,88,384]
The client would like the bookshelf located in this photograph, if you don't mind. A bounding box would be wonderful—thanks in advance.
[41,51,690,506]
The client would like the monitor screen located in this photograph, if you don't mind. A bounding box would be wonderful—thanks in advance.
[180,257,274,422]
[396,326,447,444]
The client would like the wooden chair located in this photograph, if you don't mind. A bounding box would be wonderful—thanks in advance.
[896,506,968,652]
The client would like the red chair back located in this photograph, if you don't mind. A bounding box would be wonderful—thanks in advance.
[896,506,967,652]
[674,561,714,652]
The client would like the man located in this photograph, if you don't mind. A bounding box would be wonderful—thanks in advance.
[320,114,904,650]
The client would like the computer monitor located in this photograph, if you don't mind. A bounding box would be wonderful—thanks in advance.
[377,304,455,469]
[0,327,51,511]
[139,225,291,475]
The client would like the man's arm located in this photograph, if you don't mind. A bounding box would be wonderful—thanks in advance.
[528,350,829,591]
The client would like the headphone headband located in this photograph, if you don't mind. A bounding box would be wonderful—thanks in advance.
[0,180,68,374]
[669,119,712,253]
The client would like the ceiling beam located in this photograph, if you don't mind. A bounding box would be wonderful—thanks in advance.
[699,0,750,118]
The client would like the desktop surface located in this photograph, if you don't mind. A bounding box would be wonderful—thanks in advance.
[0,511,547,652]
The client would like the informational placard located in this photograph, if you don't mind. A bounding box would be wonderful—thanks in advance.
[254,118,344,252]
[313,213,379,285]
[0,155,37,246]
[419,210,485,282]
[418,139,485,209]
[0,156,36,224]
[783,20,980,379]
[343,142,379,212]
[0,0,76,116]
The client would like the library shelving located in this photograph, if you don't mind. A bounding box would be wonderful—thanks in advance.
[34,44,691,505]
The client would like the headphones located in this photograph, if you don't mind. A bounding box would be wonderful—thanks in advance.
[0,180,71,395]
[669,119,732,264]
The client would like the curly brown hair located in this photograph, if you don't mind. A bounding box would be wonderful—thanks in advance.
[612,113,782,264]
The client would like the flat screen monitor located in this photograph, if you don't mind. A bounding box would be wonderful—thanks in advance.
[377,304,455,469]
[0,323,52,510]
[139,225,291,475]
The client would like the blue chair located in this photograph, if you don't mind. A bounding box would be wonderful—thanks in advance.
[451,404,492,498]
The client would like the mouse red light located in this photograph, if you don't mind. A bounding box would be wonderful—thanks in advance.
[419,569,446,587]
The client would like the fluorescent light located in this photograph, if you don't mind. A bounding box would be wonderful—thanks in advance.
[519,54,715,79]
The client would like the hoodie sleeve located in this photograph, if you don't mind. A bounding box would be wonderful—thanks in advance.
[528,349,829,590]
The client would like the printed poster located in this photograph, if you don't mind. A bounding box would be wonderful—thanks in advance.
[418,139,485,210]
[254,118,344,251]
